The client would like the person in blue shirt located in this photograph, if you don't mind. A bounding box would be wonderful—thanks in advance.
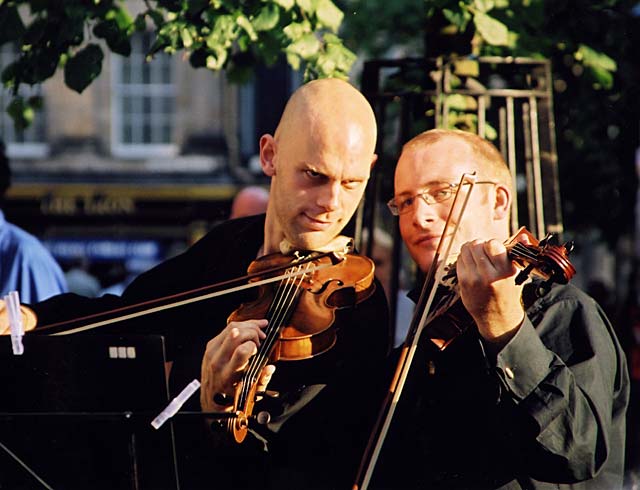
[0,140,67,302]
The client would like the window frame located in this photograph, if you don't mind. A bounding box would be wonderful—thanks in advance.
[110,33,178,159]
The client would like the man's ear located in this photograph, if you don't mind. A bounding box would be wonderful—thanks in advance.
[259,134,277,177]
[493,184,511,221]
[370,153,378,170]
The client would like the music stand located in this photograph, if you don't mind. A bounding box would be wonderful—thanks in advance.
[0,334,180,490]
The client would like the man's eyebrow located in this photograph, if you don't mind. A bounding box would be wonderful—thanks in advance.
[302,162,368,182]
[343,174,368,182]
[395,180,451,196]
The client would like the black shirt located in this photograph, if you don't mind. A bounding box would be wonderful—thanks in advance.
[34,214,392,489]
[370,280,629,489]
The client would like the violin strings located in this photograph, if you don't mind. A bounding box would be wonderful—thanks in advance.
[239,260,311,406]
[237,270,291,406]
[241,262,308,404]
[509,243,538,261]
[261,262,307,354]
[238,268,293,405]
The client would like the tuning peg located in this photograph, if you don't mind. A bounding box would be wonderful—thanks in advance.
[515,263,535,285]
[539,233,561,248]
[252,411,271,425]
[256,389,280,399]
[563,240,575,254]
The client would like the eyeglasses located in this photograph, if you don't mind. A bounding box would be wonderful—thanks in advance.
[387,181,497,216]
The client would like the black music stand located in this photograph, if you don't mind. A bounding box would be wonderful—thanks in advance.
[0,334,180,490]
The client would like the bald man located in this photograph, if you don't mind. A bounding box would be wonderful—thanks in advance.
[229,186,270,219]
[3,79,391,489]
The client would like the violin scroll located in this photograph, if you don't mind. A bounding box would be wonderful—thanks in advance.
[506,227,576,296]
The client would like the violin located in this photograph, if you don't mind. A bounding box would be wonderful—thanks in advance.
[426,226,576,350]
[0,241,377,445]
[352,226,576,490]
[4,248,362,337]
[225,249,376,443]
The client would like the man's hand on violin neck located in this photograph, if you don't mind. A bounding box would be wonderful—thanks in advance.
[200,319,271,412]
[457,239,525,343]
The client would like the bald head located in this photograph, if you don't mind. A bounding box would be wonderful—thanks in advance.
[274,78,377,155]
[230,186,269,219]
[258,78,379,253]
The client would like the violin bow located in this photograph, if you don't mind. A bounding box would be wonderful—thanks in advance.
[353,172,481,490]
[35,251,341,336]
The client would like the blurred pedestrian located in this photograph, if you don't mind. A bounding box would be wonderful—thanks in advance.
[0,140,67,302]
[229,185,269,219]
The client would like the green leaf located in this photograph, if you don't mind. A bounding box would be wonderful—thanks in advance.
[473,11,509,46]
[110,6,133,30]
[236,15,258,42]
[453,59,479,77]
[446,94,477,111]
[283,21,311,40]
[286,52,301,70]
[273,0,295,9]
[180,26,194,48]
[64,44,104,93]
[442,8,471,32]
[0,5,25,45]
[7,97,33,131]
[252,4,280,31]
[315,53,336,77]
[93,19,131,56]
[324,38,356,73]
[296,0,314,15]
[206,15,237,49]
[588,65,614,90]
[205,45,228,70]
[576,44,617,73]
[237,32,250,52]
[473,0,495,13]
[286,33,321,59]
[484,122,498,141]
[316,0,343,32]
[255,34,282,66]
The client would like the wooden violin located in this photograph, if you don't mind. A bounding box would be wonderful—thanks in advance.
[353,225,576,490]
[224,249,376,443]
[426,226,576,350]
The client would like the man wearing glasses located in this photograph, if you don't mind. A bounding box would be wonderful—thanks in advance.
[370,129,629,489]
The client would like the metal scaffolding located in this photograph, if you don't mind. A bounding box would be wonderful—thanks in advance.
[356,56,563,340]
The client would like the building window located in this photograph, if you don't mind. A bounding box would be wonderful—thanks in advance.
[0,44,48,158]
[111,32,177,158]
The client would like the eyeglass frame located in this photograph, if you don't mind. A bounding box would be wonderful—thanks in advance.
[387,180,498,216]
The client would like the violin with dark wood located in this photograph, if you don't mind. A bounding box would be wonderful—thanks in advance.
[352,226,576,490]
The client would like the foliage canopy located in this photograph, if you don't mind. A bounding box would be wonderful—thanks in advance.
[0,0,355,128]
[340,0,640,242]
[0,0,638,241]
